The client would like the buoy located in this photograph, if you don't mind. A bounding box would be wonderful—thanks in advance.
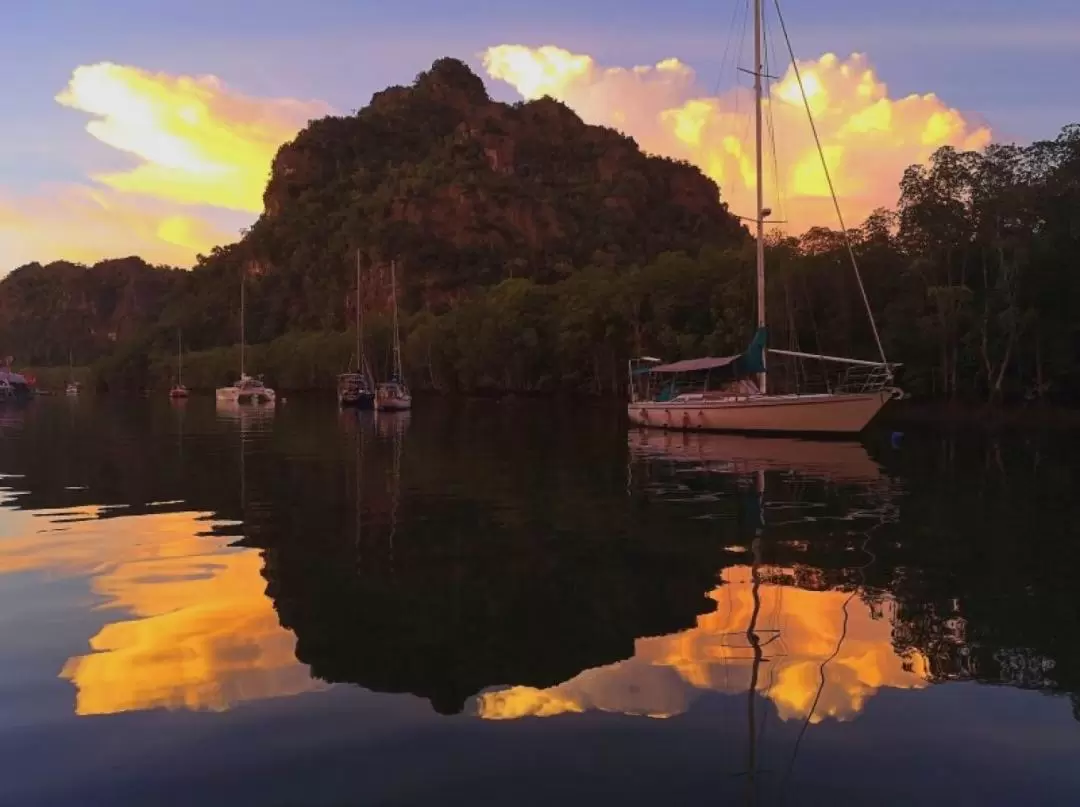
[890,431,903,448]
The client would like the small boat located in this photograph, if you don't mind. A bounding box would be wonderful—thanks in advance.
[216,267,275,406]
[216,374,275,405]
[65,350,79,397]
[169,329,189,399]
[375,378,411,412]
[375,260,412,412]
[338,372,374,408]
[0,359,32,405]
[339,249,375,409]
[627,0,901,436]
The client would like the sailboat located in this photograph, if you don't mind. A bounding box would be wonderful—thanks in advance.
[338,249,375,409]
[628,0,902,435]
[0,357,32,404]
[374,260,412,412]
[169,330,189,399]
[65,350,79,397]
[216,268,275,406]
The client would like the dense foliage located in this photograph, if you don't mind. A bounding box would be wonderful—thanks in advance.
[1,58,1078,403]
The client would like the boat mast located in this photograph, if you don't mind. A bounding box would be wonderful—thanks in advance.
[754,0,767,395]
[390,259,402,382]
[178,330,183,386]
[356,248,364,376]
[240,269,246,378]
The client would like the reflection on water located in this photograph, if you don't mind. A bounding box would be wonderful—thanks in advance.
[0,503,319,716]
[0,401,318,717]
[479,434,924,724]
[1,398,1080,803]
[476,568,929,722]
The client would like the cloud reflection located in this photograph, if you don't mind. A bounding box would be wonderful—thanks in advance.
[476,565,928,723]
[0,507,320,715]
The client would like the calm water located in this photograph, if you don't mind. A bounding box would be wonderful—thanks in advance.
[1,397,1078,806]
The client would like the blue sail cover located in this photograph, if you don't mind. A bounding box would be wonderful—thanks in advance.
[733,326,767,376]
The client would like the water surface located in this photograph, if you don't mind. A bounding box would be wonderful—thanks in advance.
[0,397,1078,806]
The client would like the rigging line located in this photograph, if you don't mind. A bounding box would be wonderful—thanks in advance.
[779,587,855,807]
[713,0,748,96]
[772,0,889,368]
[779,517,886,804]
[734,0,752,124]
[763,10,785,226]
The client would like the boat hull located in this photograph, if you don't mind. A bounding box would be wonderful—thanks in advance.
[216,389,275,405]
[0,384,32,405]
[627,391,891,435]
[340,392,375,409]
[375,396,412,412]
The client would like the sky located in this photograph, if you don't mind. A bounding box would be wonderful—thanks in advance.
[1,0,1078,274]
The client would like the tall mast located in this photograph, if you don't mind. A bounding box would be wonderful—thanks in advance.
[390,259,402,381]
[178,329,183,385]
[356,249,363,374]
[754,0,767,394]
[240,269,246,378]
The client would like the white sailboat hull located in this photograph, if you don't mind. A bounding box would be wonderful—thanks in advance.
[375,395,412,412]
[628,391,891,435]
[216,386,275,405]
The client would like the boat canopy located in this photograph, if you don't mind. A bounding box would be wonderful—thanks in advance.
[649,356,738,374]
[636,328,768,377]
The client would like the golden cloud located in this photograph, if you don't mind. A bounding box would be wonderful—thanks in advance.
[0,185,233,268]
[483,45,992,232]
[476,566,929,722]
[56,62,330,213]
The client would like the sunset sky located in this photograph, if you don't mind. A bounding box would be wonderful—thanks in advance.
[1,0,1077,274]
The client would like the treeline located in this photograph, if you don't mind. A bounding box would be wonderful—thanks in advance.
[10,121,1080,404]
[101,124,1080,403]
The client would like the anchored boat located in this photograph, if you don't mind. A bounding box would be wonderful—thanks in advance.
[628,0,901,436]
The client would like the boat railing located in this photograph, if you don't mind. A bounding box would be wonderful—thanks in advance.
[835,364,895,394]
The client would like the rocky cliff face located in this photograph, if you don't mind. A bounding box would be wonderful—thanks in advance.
[249,57,747,317]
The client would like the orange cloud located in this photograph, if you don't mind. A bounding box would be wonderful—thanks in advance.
[56,62,330,212]
[0,185,233,267]
[483,46,992,232]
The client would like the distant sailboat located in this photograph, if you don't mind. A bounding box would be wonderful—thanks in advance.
[375,260,412,412]
[216,268,275,406]
[169,330,189,399]
[65,350,79,397]
[338,249,375,409]
[628,0,902,435]
[0,357,32,404]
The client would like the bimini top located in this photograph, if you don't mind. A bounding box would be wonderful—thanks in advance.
[648,355,739,374]
[637,327,769,377]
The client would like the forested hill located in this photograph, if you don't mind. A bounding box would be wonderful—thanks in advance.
[0,57,747,368]
[3,60,1080,404]
[0,257,183,367]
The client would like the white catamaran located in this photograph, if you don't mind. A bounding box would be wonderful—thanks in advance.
[216,268,275,406]
[375,260,412,412]
[628,0,902,435]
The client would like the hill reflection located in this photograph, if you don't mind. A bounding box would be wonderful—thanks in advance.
[0,399,1077,726]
